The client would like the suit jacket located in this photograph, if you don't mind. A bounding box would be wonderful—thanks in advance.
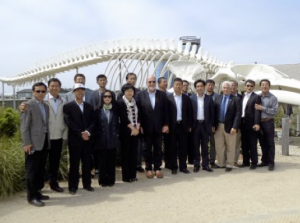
[214,94,241,133]
[135,89,169,134]
[167,93,192,133]
[64,88,93,104]
[94,107,120,149]
[63,101,95,147]
[116,98,140,137]
[190,94,215,134]
[242,92,262,129]
[117,86,141,100]
[21,98,50,151]
[91,89,116,110]
[44,93,68,140]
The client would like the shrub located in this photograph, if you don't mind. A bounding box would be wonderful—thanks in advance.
[0,107,20,137]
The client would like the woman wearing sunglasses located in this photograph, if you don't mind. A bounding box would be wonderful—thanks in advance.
[117,84,140,183]
[94,90,120,187]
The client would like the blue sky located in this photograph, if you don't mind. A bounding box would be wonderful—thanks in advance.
[1,0,300,93]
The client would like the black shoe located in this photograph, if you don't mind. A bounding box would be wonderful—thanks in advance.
[250,164,257,170]
[211,163,219,169]
[38,194,50,200]
[50,185,64,193]
[28,198,44,207]
[257,162,268,167]
[268,165,274,171]
[123,179,131,183]
[172,169,177,175]
[100,184,107,187]
[193,166,200,173]
[225,167,232,172]
[136,166,145,173]
[180,169,190,174]
[202,166,213,172]
[238,163,250,168]
[69,188,77,195]
[107,184,114,187]
[130,178,138,182]
[83,186,95,192]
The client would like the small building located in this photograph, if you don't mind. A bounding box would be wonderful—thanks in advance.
[16,88,72,100]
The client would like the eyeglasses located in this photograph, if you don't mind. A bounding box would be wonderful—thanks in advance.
[103,95,112,98]
[148,81,156,84]
[35,90,46,93]
[246,85,254,88]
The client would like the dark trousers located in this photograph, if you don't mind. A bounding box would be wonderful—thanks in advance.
[163,133,171,168]
[91,142,99,171]
[143,132,163,171]
[193,121,209,167]
[259,120,275,165]
[136,136,144,168]
[187,132,194,164]
[97,149,116,185]
[169,122,188,170]
[68,145,91,190]
[48,138,63,186]
[25,140,48,201]
[121,135,138,181]
[241,121,258,165]
[209,132,216,164]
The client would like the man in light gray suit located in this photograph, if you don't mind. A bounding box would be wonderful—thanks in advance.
[21,82,50,207]
[64,73,93,103]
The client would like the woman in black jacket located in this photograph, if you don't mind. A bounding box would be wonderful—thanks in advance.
[116,84,140,182]
[94,90,120,187]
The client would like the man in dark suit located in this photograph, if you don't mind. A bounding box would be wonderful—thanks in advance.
[190,79,215,173]
[214,81,241,172]
[205,79,219,168]
[240,79,261,169]
[63,83,95,195]
[65,73,93,103]
[136,75,169,179]
[230,80,243,167]
[167,78,192,174]
[116,73,144,173]
[91,74,116,109]
[21,82,50,207]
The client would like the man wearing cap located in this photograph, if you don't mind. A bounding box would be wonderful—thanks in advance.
[63,83,95,194]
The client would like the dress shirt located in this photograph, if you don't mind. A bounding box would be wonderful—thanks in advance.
[48,93,60,115]
[147,89,156,109]
[197,94,205,120]
[173,93,182,121]
[34,98,46,122]
[260,92,278,118]
[242,92,253,117]
[75,99,84,112]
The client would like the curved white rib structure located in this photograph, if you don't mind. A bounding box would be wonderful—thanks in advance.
[0,38,226,88]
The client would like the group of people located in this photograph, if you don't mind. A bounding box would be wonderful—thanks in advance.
[20,72,278,207]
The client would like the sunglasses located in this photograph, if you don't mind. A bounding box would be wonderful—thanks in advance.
[35,90,46,93]
[246,85,254,88]
[148,81,156,84]
[103,95,112,98]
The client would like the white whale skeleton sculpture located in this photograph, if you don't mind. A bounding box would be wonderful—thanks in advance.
[1,38,300,105]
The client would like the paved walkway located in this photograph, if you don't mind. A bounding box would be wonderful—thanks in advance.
[1,142,300,223]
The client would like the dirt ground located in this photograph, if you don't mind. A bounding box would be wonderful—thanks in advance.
[1,141,300,223]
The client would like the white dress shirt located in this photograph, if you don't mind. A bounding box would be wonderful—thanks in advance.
[197,94,205,120]
[173,93,182,121]
[242,92,252,117]
[49,93,60,115]
[75,99,84,112]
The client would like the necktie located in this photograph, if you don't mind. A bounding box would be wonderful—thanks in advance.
[220,96,227,122]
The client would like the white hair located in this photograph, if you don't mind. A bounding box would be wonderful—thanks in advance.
[222,81,232,89]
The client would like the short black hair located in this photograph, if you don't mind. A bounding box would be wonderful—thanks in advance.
[157,77,166,84]
[32,82,47,91]
[173,78,183,84]
[121,83,135,94]
[206,79,215,85]
[99,90,116,110]
[260,79,271,86]
[74,73,85,82]
[245,79,255,86]
[48,78,61,87]
[194,79,206,88]
[96,74,107,82]
[125,73,137,80]
[182,80,189,85]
